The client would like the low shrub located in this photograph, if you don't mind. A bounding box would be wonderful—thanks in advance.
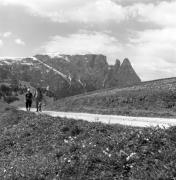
[4,96,19,104]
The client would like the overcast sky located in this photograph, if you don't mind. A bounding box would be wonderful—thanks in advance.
[0,0,176,81]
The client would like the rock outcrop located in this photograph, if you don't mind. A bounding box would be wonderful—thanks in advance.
[104,58,141,88]
[116,58,141,87]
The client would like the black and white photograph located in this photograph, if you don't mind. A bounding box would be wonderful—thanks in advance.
[0,0,176,179]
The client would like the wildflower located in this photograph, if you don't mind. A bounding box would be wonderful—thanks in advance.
[64,139,69,143]
[130,164,133,168]
[126,152,136,161]
[144,138,149,141]
[103,150,109,156]
[158,150,162,153]
[120,150,128,157]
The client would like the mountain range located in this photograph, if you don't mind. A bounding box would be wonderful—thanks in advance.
[0,54,141,98]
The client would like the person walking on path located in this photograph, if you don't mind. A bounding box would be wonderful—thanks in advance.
[25,88,33,111]
[34,88,44,112]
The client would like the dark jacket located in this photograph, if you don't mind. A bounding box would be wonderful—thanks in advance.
[25,92,33,102]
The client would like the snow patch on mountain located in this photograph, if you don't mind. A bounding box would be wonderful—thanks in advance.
[20,62,34,66]
[0,60,13,65]
[62,56,70,62]
[46,52,63,59]
[33,56,71,83]
[45,53,71,63]
[31,56,38,61]
[0,57,25,61]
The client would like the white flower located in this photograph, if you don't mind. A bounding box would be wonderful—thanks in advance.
[126,152,136,161]
[64,139,69,143]
[103,150,108,155]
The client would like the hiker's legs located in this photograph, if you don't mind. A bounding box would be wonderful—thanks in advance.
[26,101,28,111]
[38,102,42,112]
[36,101,39,112]
[26,101,30,111]
[28,101,32,111]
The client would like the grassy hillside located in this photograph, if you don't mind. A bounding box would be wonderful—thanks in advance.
[48,77,176,117]
[1,103,176,179]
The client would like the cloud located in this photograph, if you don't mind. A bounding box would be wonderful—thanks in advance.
[41,31,122,62]
[123,28,176,80]
[113,0,172,5]
[2,0,175,26]
[129,1,176,27]
[58,0,126,23]
[0,39,3,47]
[0,0,128,23]
[14,38,25,45]
[3,31,12,38]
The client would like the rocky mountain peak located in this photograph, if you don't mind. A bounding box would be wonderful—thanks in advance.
[119,58,138,74]
[121,58,131,67]
[114,59,121,70]
[104,58,141,88]
[116,58,141,87]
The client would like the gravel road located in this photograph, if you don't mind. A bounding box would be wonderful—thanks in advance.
[18,108,176,128]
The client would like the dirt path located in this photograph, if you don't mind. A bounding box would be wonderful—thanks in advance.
[18,107,176,128]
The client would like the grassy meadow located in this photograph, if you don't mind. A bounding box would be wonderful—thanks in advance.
[49,77,176,118]
[0,103,176,179]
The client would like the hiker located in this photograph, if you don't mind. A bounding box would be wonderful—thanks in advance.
[34,88,43,112]
[25,88,33,111]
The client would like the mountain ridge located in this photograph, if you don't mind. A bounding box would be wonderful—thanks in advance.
[0,54,141,99]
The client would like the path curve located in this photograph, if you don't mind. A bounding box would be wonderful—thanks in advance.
[18,108,176,128]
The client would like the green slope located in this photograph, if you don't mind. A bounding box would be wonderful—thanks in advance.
[49,77,176,118]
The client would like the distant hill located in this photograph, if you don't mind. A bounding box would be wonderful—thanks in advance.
[0,54,141,99]
[48,77,176,118]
